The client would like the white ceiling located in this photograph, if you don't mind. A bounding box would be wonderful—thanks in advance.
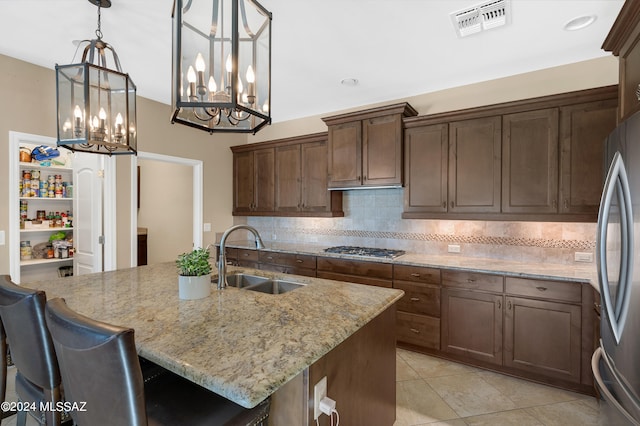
[0,0,625,123]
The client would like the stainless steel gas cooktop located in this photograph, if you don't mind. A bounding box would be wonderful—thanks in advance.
[324,246,406,259]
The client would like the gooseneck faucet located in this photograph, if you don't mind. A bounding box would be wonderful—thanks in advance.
[217,225,265,289]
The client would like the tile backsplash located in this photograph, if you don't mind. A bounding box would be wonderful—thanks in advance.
[239,189,596,265]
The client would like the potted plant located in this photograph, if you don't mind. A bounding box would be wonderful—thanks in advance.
[176,246,212,300]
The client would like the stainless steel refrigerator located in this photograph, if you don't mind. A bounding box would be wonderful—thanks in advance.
[593,110,640,425]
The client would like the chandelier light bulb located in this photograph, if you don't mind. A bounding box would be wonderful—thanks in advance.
[74,105,83,119]
[195,53,206,72]
[208,76,217,92]
[99,108,107,120]
[225,54,232,73]
[246,65,255,83]
[187,66,196,83]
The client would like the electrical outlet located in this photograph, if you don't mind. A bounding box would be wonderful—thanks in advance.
[448,244,461,253]
[203,223,212,232]
[574,252,593,263]
[313,376,327,420]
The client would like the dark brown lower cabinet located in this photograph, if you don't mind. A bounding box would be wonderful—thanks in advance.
[258,251,316,277]
[441,287,503,366]
[504,296,581,383]
[316,257,393,288]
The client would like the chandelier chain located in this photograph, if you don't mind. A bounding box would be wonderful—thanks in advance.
[95,4,103,40]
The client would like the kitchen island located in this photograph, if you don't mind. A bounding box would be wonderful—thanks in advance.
[24,262,403,425]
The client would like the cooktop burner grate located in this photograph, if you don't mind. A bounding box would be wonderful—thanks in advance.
[324,246,406,259]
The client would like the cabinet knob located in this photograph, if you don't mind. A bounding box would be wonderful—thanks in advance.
[410,328,420,334]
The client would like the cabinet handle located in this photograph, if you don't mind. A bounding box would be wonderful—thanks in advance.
[243,253,250,257]
[443,201,447,208]
[410,297,420,302]
[410,328,420,334]
[266,256,273,260]
[535,286,547,292]
[564,199,569,209]
[467,278,476,283]
[296,259,303,263]
[357,176,361,181]
[497,299,501,309]
[552,200,557,209]
[508,300,512,310]
[410,273,421,277]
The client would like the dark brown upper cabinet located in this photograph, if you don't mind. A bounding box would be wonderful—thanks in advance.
[232,133,343,217]
[602,1,640,122]
[502,108,559,214]
[233,147,274,214]
[323,103,418,189]
[559,99,618,215]
[402,85,617,222]
[449,116,502,213]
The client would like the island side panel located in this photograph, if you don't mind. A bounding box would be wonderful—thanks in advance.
[307,304,397,425]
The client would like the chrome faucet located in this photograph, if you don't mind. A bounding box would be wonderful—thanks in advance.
[217,225,265,289]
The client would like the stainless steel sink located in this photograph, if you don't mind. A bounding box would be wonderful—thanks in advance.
[225,273,305,294]
[225,273,269,289]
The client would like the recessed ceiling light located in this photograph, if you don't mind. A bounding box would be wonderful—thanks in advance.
[341,78,359,86]
[564,15,597,31]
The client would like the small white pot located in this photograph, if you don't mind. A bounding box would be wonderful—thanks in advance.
[178,274,211,300]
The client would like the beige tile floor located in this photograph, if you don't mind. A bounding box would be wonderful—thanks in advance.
[395,348,600,426]
[1,349,600,425]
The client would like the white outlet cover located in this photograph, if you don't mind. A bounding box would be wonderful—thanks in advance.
[0,230,4,246]
[203,223,211,232]
[314,376,327,420]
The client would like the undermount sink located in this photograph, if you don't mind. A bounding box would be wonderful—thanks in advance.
[225,273,305,294]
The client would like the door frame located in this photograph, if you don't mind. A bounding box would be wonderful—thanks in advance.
[8,131,116,282]
[130,152,203,267]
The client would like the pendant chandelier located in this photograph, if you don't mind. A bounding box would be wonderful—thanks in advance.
[55,0,137,155]
[171,0,272,134]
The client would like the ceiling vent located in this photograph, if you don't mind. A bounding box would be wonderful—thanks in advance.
[451,0,511,38]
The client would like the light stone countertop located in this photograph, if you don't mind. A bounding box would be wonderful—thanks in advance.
[25,262,403,408]
[222,240,599,290]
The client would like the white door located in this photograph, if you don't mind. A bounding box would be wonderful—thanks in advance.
[73,153,104,275]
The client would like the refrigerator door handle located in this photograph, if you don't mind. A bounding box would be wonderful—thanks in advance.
[592,347,640,426]
[597,151,634,344]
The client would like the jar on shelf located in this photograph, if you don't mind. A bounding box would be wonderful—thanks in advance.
[20,241,32,260]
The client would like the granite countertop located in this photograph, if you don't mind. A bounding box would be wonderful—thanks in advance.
[25,262,403,408]
[221,240,598,289]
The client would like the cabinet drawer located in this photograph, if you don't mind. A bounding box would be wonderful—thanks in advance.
[317,257,393,279]
[394,265,440,285]
[442,270,504,293]
[394,282,440,317]
[237,249,259,262]
[506,277,581,303]
[316,271,392,288]
[259,263,316,278]
[258,251,317,269]
[396,312,440,350]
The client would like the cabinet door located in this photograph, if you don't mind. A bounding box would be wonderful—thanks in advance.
[275,144,301,212]
[441,287,503,365]
[449,116,501,213]
[253,148,275,212]
[559,99,617,214]
[504,296,581,383]
[327,121,362,188]
[233,151,255,213]
[404,124,448,213]
[301,140,331,212]
[502,109,559,213]
[363,114,403,186]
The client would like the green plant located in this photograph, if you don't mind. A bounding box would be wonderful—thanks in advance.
[176,246,212,276]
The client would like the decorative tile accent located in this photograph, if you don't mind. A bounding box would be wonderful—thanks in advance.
[270,227,595,251]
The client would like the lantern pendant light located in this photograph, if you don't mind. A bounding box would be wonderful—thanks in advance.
[171,0,272,134]
[55,0,137,155]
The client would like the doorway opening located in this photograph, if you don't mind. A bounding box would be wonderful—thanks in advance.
[130,152,203,267]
